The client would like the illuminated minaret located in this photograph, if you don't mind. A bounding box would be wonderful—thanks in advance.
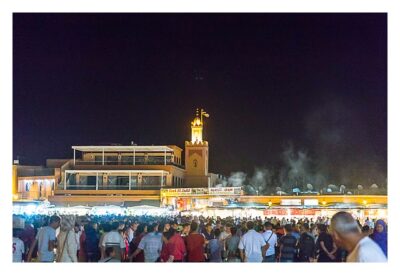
[191,108,206,143]
[185,108,210,187]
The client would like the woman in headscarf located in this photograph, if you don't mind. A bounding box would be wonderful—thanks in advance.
[56,216,78,262]
[370,219,388,257]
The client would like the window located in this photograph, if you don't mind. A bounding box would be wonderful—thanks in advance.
[121,156,133,165]
[105,156,118,164]
[193,159,198,168]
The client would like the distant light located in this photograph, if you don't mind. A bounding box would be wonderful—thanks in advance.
[322,201,327,206]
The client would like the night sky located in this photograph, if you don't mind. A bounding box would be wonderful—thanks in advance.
[13,13,387,187]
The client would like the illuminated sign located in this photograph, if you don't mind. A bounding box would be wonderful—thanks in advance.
[161,187,241,197]
[209,187,242,196]
[303,199,319,206]
[280,199,302,206]
[161,188,192,196]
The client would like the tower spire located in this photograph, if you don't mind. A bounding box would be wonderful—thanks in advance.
[190,108,209,143]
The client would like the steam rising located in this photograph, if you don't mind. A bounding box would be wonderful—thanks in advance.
[217,97,386,195]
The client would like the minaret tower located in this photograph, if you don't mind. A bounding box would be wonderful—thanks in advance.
[185,108,210,187]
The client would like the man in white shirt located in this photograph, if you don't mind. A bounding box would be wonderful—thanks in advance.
[27,215,61,262]
[262,222,277,262]
[13,217,25,263]
[101,222,126,261]
[238,221,268,262]
[330,211,387,262]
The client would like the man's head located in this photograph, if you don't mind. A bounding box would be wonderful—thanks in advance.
[163,223,171,232]
[225,223,232,233]
[264,221,273,231]
[301,223,310,233]
[49,215,61,229]
[182,223,190,234]
[206,223,213,232]
[147,223,159,233]
[361,225,370,237]
[284,224,292,234]
[112,221,120,231]
[246,221,254,230]
[214,228,221,239]
[330,211,362,250]
[131,222,138,231]
[190,221,198,233]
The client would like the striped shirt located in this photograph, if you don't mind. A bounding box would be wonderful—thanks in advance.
[138,232,163,262]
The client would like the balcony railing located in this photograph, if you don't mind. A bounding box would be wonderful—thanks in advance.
[74,160,184,168]
[17,168,55,177]
[57,184,162,191]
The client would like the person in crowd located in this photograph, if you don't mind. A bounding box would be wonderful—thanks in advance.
[291,225,301,240]
[262,222,277,262]
[98,246,120,262]
[238,221,267,262]
[120,228,129,261]
[101,221,126,262]
[127,221,138,244]
[297,223,315,262]
[370,219,388,257]
[162,228,186,262]
[186,221,206,262]
[84,222,100,262]
[202,222,215,261]
[162,222,171,233]
[12,218,25,263]
[316,224,336,262]
[132,223,162,262]
[330,211,387,262]
[130,223,147,262]
[181,223,191,238]
[98,223,111,260]
[208,229,223,262]
[56,216,78,262]
[219,223,231,261]
[27,215,61,262]
[278,224,297,262]
[361,225,371,237]
[226,227,241,262]
[73,223,82,260]
[78,223,87,262]
[19,218,35,262]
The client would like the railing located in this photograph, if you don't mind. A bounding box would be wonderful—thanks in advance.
[17,168,55,177]
[57,184,162,191]
[74,159,184,168]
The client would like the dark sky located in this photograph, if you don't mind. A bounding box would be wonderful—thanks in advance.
[13,13,387,186]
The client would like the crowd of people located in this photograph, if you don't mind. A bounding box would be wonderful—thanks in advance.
[12,212,388,263]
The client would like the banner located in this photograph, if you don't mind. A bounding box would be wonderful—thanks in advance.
[161,187,242,197]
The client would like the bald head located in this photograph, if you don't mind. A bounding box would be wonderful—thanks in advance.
[330,211,361,236]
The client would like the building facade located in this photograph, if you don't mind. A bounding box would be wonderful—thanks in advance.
[13,109,220,206]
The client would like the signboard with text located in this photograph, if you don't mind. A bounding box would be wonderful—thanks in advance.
[280,199,302,206]
[161,187,241,197]
[303,199,319,206]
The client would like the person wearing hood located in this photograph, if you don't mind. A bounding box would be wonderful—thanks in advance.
[56,216,78,262]
[370,219,388,257]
